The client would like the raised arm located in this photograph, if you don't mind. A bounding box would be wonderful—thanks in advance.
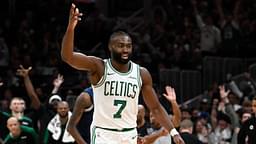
[216,0,225,26]
[163,86,181,127]
[233,0,241,24]
[61,3,101,74]
[16,65,41,109]
[140,67,184,144]
[67,91,92,144]
[51,74,64,94]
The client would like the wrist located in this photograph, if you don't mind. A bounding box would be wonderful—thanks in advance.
[170,128,179,137]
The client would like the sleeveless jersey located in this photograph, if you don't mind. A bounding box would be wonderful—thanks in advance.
[92,59,142,129]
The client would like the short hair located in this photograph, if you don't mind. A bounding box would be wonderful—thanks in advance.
[10,97,24,103]
[253,96,256,101]
[109,31,130,42]
[180,119,193,129]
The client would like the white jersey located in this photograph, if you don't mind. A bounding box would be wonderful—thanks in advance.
[92,59,142,129]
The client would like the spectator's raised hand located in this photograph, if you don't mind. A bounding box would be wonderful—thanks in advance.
[163,86,176,102]
[53,74,64,88]
[219,85,230,99]
[16,65,32,78]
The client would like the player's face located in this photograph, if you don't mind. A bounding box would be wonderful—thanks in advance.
[110,35,132,64]
[57,102,69,118]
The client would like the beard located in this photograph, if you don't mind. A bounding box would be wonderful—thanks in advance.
[59,112,68,118]
[111,51,131,64]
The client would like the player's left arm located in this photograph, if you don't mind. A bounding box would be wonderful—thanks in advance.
[67,92,92,144]
[140,67,184,144]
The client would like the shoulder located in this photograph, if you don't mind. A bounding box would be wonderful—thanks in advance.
[83,87,93,97]
[20,125,36,134]
[21,116,32,123]
[4,134,12,143]
[139,67,152,84]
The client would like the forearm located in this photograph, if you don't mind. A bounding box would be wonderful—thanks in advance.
[61,27,75,62]
[225,103,240,128]
[51,86,60,94]
[170,101,181,127]
[151,105,174,131]
[23,76,40,109]
[67,123,87,144]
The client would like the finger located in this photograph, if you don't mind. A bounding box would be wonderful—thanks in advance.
[70,3,76,15]
[162,93,167,97]
[28,66,32,71]
[16,69,22,73]
[19,64,24,69]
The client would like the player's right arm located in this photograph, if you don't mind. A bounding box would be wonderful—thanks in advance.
[67,92,92,144]
[61,3,102,75]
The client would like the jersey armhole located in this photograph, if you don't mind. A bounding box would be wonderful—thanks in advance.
[93,60,107,88]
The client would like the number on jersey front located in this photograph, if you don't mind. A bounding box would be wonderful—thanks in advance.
[113,100,127,118]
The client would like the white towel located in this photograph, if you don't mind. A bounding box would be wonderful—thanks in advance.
[47,111,75,143]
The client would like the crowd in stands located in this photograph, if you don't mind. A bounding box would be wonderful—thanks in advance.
[0,0,256,143]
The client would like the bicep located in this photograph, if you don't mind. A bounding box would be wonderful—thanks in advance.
[140,68,161,110]
[67,53,101,72]
[70,93,91,124]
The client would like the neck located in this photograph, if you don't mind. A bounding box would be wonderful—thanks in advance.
[12,112,23,119]
[110,59,130,73]
[60,116,68,125]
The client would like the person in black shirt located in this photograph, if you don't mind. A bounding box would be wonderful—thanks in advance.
[238,96,256,144]
[179,119,202,144]
[45,101,75,144]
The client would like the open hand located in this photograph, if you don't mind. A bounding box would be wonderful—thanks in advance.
[53,74,64,88]
[163,86,176,102]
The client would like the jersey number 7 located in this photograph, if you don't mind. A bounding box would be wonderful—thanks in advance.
[113,100,127,118]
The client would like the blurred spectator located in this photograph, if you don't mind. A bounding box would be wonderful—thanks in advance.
[180,119,202,144]
[45,101,75,144]
[17,65,63,144]
[216,0,242,57]
[4,117,38,144]
[191,0,221,56]
[0,97,33,140]
[238,96,256,144]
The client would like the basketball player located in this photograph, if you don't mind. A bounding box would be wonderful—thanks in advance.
[62,3,184,144]
[68,87,94,144]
